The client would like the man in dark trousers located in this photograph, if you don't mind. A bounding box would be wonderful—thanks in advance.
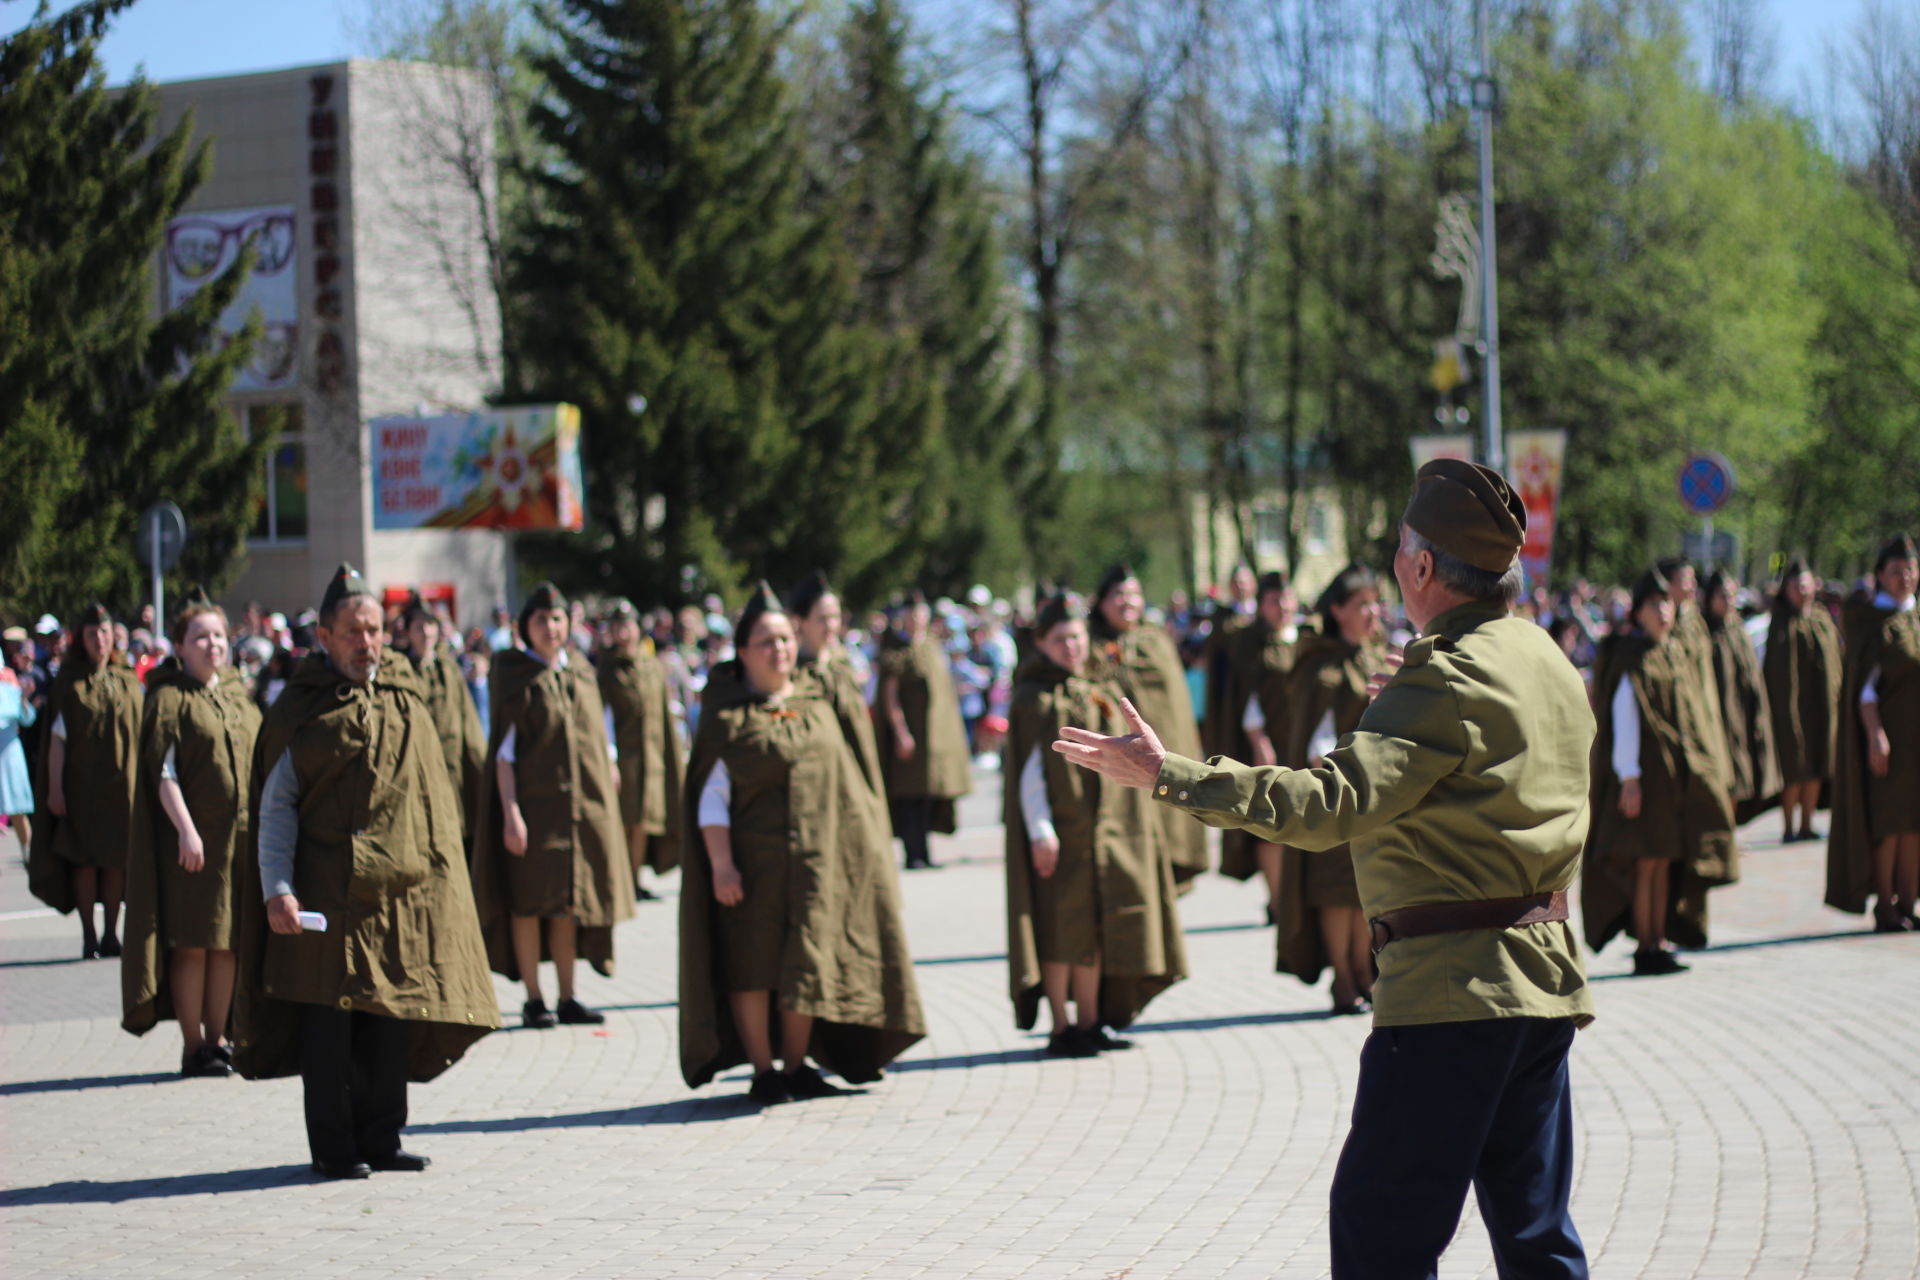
[1055,460,1595,1279]
[232,564,499,1180]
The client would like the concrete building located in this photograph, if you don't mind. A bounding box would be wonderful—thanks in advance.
[149,60,509,624]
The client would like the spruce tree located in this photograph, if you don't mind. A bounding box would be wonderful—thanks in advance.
[827,0,1024,600]
[0,0,264,621]
[511,0,894,604]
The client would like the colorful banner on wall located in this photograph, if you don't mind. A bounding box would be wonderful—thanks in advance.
[164,204,298,392]
[1507,429,1567,586]
[371,404,586,532]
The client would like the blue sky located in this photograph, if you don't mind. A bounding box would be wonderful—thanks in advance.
[0,0,1879,102]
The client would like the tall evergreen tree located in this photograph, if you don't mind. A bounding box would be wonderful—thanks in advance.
[0,0,264,620]
[825,0,1024,599]
[511,0,896,604]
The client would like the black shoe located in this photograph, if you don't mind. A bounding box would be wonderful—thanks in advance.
[1331,997,1371,1016]
[555,998,604,1025]
[210,1042,233,1066]
[1088,1027,1134,1051]
[365,1150,431,1172]
[635,884,659,901]
[97,936,122,958]
[748,1069,791,1105]
[181,1044,232,1078]
[312,1159,373,1180]
[1634,948,1689,975]
[783,1064,850,1099]
[1872,904,1911,934]
[1045,1027,1100,1059]
[82,940,99,960]
[522,999,557,1029]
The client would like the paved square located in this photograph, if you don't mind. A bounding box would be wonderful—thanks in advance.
[3,779,1917,1278]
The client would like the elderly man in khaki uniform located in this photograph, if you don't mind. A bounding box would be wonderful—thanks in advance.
[1057,459,1595,1280]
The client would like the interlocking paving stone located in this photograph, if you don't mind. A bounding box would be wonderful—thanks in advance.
[3,781,1918,1278]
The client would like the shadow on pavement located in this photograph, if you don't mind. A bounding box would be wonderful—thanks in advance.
[1129,1009,1338,1033]
[410,1093,761,1133]
[0,956,98,969]
[912,920,1266,971]
[0,1165,311,1205]
[1589,927,1885,981]
[0,1072,177,1096]
[890,1047,1044,1072]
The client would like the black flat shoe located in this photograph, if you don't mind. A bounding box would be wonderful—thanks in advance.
[1331,997,1370,1016]
[635,884,659,901]
[180,1044,233,1078]
[522,999,557,1029]
[81,941,99,961]
[97,936,122,958]
[312,1159,372,1180]
[1872,905,1911,933]
[210,1042,233,1066]
[1088,1027,1134,1051]
[783,1065,850,1099]
[748,1069,790,1106]
[555,998,604,1025]
[1634,948,1689,975]
[365,1150,431,1172]
[1045,1028,1100,1059]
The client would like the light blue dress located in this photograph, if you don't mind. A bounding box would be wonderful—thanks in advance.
[0,679,37,816]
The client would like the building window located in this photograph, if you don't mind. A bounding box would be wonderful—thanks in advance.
[247,403,308,544]
[1254,506,1288,558]
[1306,501,1331,555]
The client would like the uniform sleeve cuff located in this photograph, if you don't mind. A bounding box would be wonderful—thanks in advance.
[1151,753,1212,808]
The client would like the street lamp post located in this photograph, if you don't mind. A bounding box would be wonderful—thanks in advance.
[1472,0,1505,473]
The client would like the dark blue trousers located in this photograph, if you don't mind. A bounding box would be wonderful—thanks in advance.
[1329,1017,1588,1280]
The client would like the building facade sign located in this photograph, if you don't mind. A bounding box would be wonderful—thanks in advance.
[164,203,297,390]
[372,404,586,532]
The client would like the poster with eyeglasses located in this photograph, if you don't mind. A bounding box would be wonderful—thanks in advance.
[164,205,297,392]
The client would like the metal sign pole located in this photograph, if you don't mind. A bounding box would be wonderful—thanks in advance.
[1475,0,1505,473]
[151,508,164,634]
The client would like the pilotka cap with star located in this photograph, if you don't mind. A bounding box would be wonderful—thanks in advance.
[1401,458,1527,573]
[319,562,369,617]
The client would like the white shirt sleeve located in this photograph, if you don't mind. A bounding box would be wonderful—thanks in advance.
[159,743,179,782]
[697,759,732,829]
[1241,696,1266,733]
[1020,746,1056,844]
[1862,666,1881,706]
[604,706,619,761]
[498,725,517,764]
[51,712,66,741]
[1610,677,1642,782]
[1307,710,1338,763]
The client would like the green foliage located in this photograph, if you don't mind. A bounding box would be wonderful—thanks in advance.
[0,0,264,623]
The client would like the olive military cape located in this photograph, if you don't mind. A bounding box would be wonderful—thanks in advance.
[1213,620,1304,883]
[678,661,925,1087]
[1825,593,1920,913]
[596,646,685,874]
[802,646,888,804]
[1272,630,1379,983]
[27,653,141,911]
[407,642,487,844]
[1675,607,1736,793]
[1088,614,1210,886]
[1003,655,1187,1031]
[874,632,972,832]
[1705,612,1782,823]
[470,647,633,978]
[230,654,499,1082]
[122,660,261,1035]
[1763,600,1842,787]
[1199,607,1255,756]
[1581,632,1738,952]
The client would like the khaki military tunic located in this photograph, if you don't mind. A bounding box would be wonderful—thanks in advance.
[1153,600,1596,1028]
[1089,618,1210,885]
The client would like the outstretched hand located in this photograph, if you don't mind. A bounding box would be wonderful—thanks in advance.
[1051,697,1167,791]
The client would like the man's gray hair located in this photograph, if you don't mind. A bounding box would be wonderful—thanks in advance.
[1403,528,1525,605]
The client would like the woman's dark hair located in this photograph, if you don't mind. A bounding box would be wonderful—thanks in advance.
[1875,534,1917,576]
[1315,563,1378,637]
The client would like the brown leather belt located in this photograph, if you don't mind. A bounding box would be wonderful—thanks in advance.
[1369,889,1569,955]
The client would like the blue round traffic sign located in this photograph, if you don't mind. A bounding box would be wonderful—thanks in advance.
[1677,452,1735,515]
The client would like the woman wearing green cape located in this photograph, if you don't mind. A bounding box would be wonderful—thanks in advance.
[1582,568,1738,973]
[681,584,924,1105]
[1004,593,1186,1057]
